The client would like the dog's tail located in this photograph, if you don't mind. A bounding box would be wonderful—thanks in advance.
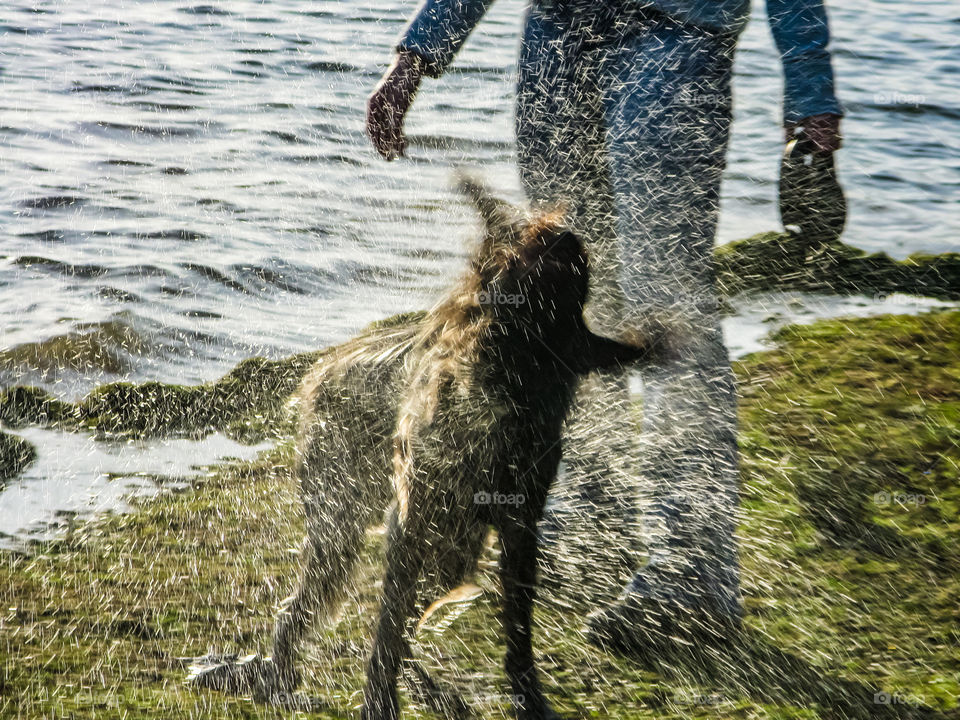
[453,170,523,247]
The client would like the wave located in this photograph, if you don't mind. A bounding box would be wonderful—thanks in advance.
[407,134,511,153]
[69,82,149,95]
[265,130,304,144]
[14,256,111,279]
[101,159,153,168]
[178,5,233,15]
[180,258,338,297]
[303,60,360,74]
[15,230,78,243]
[136,229,207,240]
[82,121,208,139]
[229,258,328,295]
[861,101,960,122]
[127,101,199,112]
[18,195,85,210]
[181,263,252,294]
[97,286,143,303]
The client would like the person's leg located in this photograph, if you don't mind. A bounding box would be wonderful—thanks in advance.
[516,7,644,607]
[516,6,620,312]
[588,15,743,644]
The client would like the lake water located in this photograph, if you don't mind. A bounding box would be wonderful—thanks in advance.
[1,0,957,542]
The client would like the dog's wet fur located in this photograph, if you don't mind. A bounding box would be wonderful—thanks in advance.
[190,178,666,719]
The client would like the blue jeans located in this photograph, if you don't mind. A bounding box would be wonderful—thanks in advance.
[518,4,742,621]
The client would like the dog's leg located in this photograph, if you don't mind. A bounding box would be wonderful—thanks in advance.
[270,525,361,684]
[362,507,425,720]
[262,442,372,694]
[579,329,661,372]
[404,521,489,719]
[191,516,364,700]
[497,514,558,720]
[431,522,489,597]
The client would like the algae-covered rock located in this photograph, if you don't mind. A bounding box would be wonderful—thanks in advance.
[75,351,327,439]
[41,316,421,440]
[62,315,428,440]
[716,232,960,299]
[212,351,325,416]
[736,311,960,564]
[0,320,148,377]
[79,381,215,436]
[0,386,73,429]
[0,321,406,442]
[0,430,37,482]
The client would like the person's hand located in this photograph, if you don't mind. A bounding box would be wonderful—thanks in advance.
[366,50,428,160]
[784,113,842,154]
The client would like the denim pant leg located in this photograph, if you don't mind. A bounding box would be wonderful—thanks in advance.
[517,7,743,620]
[602,17,742,620]
[517,7,645,606]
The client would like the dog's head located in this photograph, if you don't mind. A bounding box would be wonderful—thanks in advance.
[458,175,590,332]
[413,176,596,389]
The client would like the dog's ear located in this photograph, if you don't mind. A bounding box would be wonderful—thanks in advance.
[454,171,523,257]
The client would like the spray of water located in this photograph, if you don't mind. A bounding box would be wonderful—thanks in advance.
[1,1,958,719]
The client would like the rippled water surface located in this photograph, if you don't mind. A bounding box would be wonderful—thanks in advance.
[1,0,958,537]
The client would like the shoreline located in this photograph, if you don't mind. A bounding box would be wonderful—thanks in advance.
[4,229,960,495]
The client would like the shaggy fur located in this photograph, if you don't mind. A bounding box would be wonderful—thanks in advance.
[190,179,667,719]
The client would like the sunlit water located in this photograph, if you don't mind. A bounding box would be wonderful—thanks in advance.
[1,0,957,541]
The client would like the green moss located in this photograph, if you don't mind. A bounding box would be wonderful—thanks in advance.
[78,380,215,436]
[0,385,73,428]
[0,349,327,444]
[715,233,960,299]
[2,311,959,719]
[737,312,960,563]
[0,309,429,447]
[0,321,146,376]
[0,312,431,446]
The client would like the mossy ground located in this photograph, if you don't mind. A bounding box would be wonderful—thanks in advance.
[2,311,959,719]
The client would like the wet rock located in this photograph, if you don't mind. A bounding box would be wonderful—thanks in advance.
[0,319,150,378]
[0,430,37,482]
[716,232,960,299]
[79,381,214,436]
[0,386,72,428]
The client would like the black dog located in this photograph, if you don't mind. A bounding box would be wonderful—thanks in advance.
[360,178,666,720]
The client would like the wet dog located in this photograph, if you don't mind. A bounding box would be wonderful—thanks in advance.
[191,178,668,719]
